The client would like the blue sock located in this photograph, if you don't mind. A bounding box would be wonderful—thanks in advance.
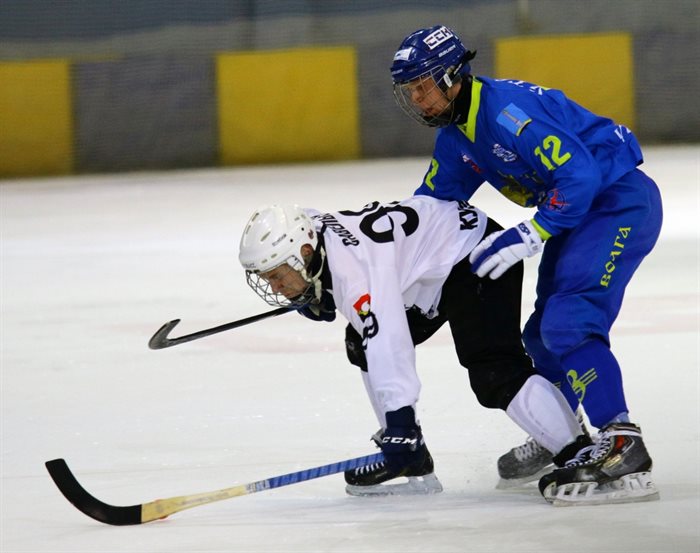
[533,363,580,413]
[560,338,628,428]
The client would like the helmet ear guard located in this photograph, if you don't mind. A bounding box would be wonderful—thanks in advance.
[238,205,324,308]
[440,49,477,90]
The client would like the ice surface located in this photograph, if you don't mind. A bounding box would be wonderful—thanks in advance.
[1,146,698,552]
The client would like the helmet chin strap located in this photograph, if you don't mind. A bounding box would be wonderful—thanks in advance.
[300,242,327,304]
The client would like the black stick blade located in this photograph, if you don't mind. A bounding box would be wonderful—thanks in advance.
[148,307,291,350]
[45,459,143,526]
[148,319,182,350]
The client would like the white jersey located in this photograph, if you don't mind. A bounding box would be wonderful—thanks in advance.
[310,196,488,420]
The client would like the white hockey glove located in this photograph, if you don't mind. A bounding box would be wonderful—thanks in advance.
[469,220,545,279]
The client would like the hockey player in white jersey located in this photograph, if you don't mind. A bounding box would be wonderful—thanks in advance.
[238,197,593,499]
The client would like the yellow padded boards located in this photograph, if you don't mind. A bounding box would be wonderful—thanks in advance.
[217,47,360,165]
[0,60,74,176]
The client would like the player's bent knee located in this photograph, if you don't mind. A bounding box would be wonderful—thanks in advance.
[539,297,609,357]
[467,353,536,410]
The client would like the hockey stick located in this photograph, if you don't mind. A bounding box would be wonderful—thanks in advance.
[148,306,291,350]
[45,452,383,525]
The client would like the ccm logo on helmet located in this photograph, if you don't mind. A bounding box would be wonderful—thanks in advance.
[424,26,454,49]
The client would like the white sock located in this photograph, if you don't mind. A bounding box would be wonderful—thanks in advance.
[506,375,582,454]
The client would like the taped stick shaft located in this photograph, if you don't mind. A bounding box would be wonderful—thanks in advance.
[46,452,384,525]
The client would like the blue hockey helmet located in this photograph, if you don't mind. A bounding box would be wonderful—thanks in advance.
[391,25,476,126]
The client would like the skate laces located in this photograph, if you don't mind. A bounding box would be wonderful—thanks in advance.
[565,437,610,467]
[513,437,547,462]
[354,461,386,475]
[564,426,641,467]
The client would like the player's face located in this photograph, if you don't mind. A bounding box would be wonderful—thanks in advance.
[403,75,452,117]
[261,264,308,299]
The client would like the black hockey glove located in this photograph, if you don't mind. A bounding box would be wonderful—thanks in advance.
[297,303,336,322]
[296,290,336,322]
[378,406,427,473]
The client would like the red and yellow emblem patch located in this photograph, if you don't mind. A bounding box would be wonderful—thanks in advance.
[353,293,371,316]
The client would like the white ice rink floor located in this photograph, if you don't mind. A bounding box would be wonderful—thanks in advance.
[1,146,699,553]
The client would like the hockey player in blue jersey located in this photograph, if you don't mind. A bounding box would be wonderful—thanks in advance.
[390,25,662,504]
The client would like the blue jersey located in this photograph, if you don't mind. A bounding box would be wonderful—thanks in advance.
[414,76,644,236]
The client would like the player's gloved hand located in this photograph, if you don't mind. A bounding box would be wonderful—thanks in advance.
[469,219,545,279]
[296,303,336,322]
[377,406,427,473]
[296,290,336,322]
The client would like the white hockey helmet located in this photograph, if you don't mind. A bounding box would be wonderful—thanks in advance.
[238,204,321,307]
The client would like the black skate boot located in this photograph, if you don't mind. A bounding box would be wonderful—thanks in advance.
[344,431,442,496]
[538,422,659,505]
[497,408,590,489]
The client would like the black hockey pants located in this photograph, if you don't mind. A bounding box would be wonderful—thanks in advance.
[345,217,536,411]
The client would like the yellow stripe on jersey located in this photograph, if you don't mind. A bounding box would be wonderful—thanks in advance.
[424,158,439,190]
[457,77,483,143]
[531,218,552,240]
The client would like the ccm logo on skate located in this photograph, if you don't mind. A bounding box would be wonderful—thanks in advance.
[382,437,418,446]
[600,227,631,288]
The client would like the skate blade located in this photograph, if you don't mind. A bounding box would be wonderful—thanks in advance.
[345,473,443,497]
[496,464,554,490]
[543,471,660,506]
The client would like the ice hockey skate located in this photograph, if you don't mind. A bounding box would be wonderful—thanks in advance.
[344,432,442,496]
[496,436,554,489]
[497,408,590,489]
[538,422,659,506]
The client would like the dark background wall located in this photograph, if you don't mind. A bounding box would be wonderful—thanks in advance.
[1,0,697,174]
